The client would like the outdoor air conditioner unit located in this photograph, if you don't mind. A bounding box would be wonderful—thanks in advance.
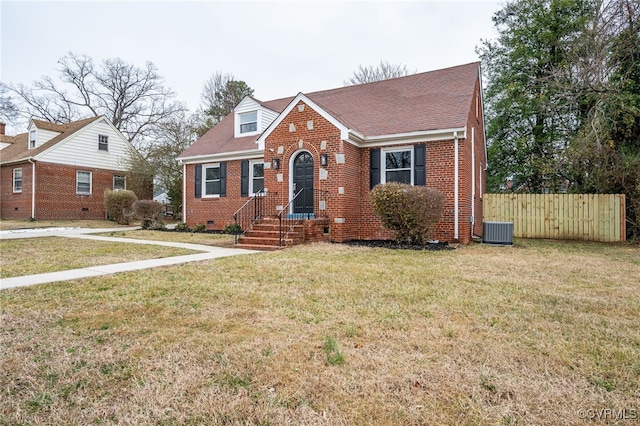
[483,221,514,245]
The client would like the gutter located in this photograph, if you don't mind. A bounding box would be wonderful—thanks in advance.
[28,158,36,219]
[454,131,459,241]
[182,163,187,223]
[471,127,475,239]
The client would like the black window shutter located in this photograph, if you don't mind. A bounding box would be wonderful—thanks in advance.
[414,144,426,186]
[194,164,202,198]
[219,162,227,197]
[370,148,381,189]
[240,160,249,197]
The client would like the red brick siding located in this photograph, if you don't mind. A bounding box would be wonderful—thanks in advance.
[184,161,255,230]
[183,80,486,244]
[1,162,33,219]
[0,161,152,220]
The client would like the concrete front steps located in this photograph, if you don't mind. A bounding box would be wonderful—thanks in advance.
[235,218,304,251]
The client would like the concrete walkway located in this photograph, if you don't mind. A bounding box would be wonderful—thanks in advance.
[0,227,258,290]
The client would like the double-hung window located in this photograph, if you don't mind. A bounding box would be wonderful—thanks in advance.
[250,161,264,194]
[98,135,109,151]
[204,164,222,197]
[239,111,258,134]
[29,130,36,148]
[13,168,22,193]
[113,175,126,190]
[382,147,413,184]
[76,171,92,194]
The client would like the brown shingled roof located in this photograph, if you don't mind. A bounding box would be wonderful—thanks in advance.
[0,116,102,164]
[179,62,480,159]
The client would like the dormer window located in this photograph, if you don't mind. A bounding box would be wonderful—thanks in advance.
[29,130,36,148]
[239,111,258,134]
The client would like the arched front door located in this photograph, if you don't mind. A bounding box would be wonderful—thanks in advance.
[292,151,314,215]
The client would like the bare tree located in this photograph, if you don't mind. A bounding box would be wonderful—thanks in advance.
[6,52,186,147]
[0,83,18,124]
[344,60,414,86]
[196,72,254,135]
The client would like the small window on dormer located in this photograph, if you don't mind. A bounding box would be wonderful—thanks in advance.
[98,135,109,151]
[29,130,36,148]
[239,111,258,134]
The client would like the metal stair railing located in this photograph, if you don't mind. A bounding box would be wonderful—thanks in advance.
[232,190,276,244]
[277,188,304,247]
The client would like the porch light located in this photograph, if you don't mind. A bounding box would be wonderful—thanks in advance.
[273,158,280,170]
[320,154,328,166]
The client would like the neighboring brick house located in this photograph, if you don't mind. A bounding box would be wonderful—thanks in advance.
[0,116,151,220]
[178,62,486,245]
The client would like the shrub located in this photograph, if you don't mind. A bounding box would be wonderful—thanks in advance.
[133,200,165,230]
[224,223,242,234]
[174,222,190,232]
[104,190,138,225]
[370,183,445,245]
[192,223,206,233]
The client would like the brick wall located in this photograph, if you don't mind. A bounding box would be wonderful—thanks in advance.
[1,162,33,219]
[184,160,257,230]
[1,161,151,220]
[183,93,486,244]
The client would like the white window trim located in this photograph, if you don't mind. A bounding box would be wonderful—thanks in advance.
[13,168,22,193]
[98,134,109,151]
[234,110,261,138]
[249,160,265,195]
[202,163,221,198]
[381,146,414,185]
[29,130,36,149]
[76,171,92,195]
[113,175,126,191]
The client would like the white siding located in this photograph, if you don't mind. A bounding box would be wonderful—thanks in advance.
[235,97,261,114]
[0,142,10,150]
[38,120,132,171]
[35,129,61,148]
[261,109,278,129]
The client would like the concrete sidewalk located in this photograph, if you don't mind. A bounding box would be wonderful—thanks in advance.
[0,229,258,290]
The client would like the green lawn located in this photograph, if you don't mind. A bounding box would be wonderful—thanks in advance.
[1,239,638,425]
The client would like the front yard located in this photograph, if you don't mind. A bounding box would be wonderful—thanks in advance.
[1,239,638,424]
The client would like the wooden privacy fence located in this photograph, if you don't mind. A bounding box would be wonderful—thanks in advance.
[483,194,626,242]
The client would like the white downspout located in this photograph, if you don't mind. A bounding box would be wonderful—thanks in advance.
[471,127,475,239]
[182,162,187,223]
[28,158,36,219]
[454,131,459,241]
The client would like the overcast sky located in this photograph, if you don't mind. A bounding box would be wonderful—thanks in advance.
[1,0,500,131]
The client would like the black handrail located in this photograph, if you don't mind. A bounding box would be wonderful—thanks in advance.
[232,190,277,244]
[277,188,305,247]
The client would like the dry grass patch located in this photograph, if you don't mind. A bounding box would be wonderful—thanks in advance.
[1,240,639,425]
[0,237,197,278]
[0,219,135,231]
[98,229,235,247]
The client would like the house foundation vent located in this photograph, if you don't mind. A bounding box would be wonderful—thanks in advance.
[483,222,513,245]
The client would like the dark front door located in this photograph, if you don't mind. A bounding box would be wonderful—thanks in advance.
[293,151,314,215]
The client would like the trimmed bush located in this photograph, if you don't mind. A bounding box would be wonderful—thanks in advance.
[174,222,190,232]
[370,183,445,245]
[104,190,138,225]
[192,223,206,233]
[224,223,242,234]
[133,200,165,230]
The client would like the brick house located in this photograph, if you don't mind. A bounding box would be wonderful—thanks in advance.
[0,116,151,220]
[178,62,486,246]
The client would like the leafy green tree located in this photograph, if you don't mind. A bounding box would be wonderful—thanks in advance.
[478,0,594,192]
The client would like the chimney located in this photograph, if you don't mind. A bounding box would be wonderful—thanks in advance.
[0,122,5,135]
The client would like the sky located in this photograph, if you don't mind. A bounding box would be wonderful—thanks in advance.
[1,0,501,132]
